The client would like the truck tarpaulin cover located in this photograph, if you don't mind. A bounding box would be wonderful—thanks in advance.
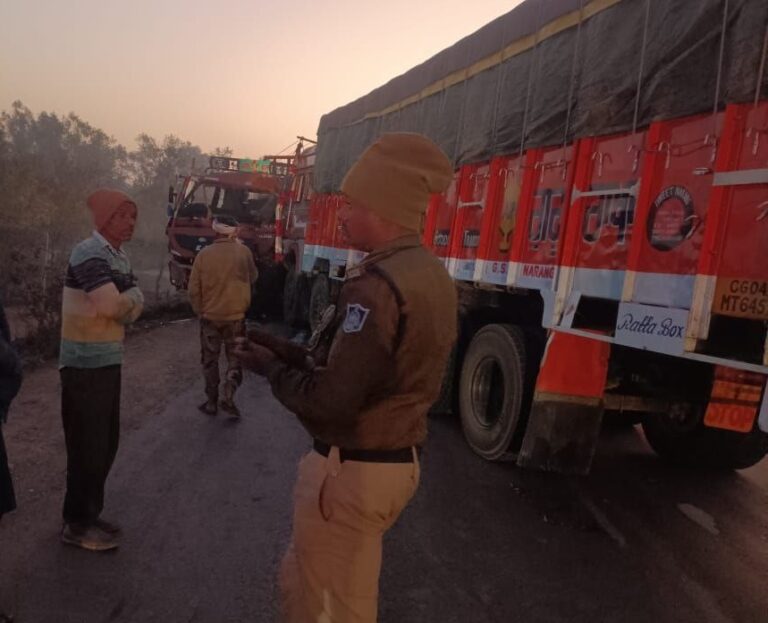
[314,0,768,193]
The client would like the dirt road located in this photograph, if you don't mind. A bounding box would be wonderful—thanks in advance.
[1,320,767,622]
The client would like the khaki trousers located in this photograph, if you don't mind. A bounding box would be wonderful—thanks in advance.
[280,448,420,623]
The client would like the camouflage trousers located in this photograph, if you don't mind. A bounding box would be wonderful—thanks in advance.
[200,318,245,404]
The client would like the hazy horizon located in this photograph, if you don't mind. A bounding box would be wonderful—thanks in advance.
[1,1,516,158]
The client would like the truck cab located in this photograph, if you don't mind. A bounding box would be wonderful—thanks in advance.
[166,156,291,317]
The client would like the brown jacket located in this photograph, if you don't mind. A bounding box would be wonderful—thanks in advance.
[267,235,458,449]
[188,238,258,322]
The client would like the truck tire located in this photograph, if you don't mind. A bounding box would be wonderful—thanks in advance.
[458,324,528,460]
[248,262,285,321]
[283,268,301,326]
[309,274,331,332]
[641,406,768,470]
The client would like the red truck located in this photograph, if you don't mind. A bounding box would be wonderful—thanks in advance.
[166,155,292,317]
[279,140,317,325]
[281,0,768,474]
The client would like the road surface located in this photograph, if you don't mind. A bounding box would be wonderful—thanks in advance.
[1,319,766,622]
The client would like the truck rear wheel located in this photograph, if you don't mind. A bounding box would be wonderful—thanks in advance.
[458,324,528,460]
[249,262,285,321]
[641,405,768,469]
[309,274,331,332]
[283,268,302,326]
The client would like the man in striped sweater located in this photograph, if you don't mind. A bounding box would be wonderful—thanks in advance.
[59,189,144,552]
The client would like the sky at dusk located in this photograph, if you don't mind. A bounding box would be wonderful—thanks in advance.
[1,0,517,158]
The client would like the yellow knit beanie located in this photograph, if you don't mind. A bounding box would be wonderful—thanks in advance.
[341,133,453,232]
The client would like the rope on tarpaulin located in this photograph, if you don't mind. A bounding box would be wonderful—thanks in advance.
[630,0,651,138]
[450,56,473,167]
[710,0,730,144]
[489,11,513,156]
[754,21,768,108]
[560,0,585,176]
[514,0,546,178]
[624,0,652,173]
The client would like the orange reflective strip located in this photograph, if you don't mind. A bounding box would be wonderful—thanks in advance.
[704,402,756,433]
[713,365,765,385]
[710,380,763,403]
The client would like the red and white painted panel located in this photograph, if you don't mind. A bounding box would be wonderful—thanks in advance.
[623,112,724,309]
[557,131,645,319]
[423,171,461,267]
[687,101,768,346]
[446,163,491,281]
[473,155,523,286]
[507,145,575,293]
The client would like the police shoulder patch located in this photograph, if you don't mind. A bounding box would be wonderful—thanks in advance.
[342,303,370,334]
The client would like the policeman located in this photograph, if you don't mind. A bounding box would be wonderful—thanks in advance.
[235,133,457,622]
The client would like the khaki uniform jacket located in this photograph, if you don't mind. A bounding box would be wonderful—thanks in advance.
[267,234,458,450]
[188,238,258,322]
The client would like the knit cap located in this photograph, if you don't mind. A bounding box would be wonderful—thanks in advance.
[341,133,453,231]
[87,189,136,230]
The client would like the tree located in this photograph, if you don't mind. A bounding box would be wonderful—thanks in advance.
[0,101,128,283]
[127,133,204,254]
[0,100,214,348]
[0,102,129,350]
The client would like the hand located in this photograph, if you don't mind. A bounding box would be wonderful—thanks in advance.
[126,286,144,307]
[118,286,144,325]
[233,338,277,376]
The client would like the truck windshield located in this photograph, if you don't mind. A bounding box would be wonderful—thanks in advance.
[179,182,277,225]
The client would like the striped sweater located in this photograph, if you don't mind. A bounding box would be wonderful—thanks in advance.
[59,232,144,369]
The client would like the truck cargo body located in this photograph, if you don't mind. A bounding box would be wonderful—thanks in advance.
[284,0,768,473]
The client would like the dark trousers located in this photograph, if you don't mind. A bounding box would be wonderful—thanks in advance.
[0,424,15,516]
[61,365,121,525]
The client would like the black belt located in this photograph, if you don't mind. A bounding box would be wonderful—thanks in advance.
[313,440,420,464]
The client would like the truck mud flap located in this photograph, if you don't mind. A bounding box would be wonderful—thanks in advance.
[517,331,610,474]
[517,394,604,475]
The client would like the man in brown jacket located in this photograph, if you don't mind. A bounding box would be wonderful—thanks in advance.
[189,216,257,417]
[235,133,458,622]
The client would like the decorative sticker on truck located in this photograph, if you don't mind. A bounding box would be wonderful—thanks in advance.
[474,156,522,286]
[498,167,521,252]
[581,188,635,247]
[434,230,450,247]
[463,229,481,248]
[614,302,688,356]
[529,189,564,255]
[516,262,556,289]
[646,185,695,251]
